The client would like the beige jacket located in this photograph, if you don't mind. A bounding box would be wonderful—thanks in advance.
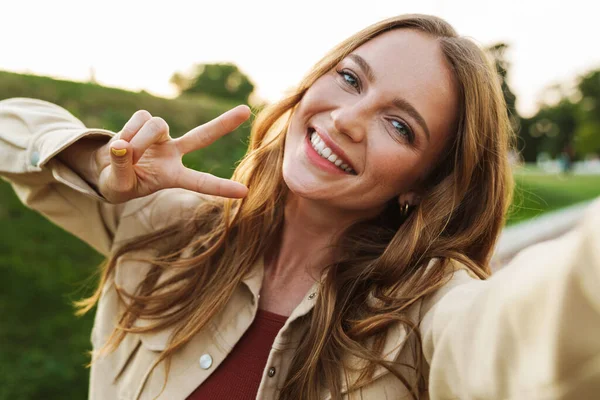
[1,97,599,400]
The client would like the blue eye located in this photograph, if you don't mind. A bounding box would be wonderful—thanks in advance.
[338,70,359,90]
[391,119,414,142]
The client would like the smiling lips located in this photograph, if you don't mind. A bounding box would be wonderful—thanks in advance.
[308,129,356,174]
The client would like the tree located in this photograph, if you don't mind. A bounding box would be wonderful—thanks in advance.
[573,70,600,156]
[523,68,600,160]
[487,43,518,122]
[527,100,578,158]
[170,63,255,104]
[486,43,525,158]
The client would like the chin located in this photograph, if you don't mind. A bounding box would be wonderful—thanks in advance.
[282,164,317,198]
[282,168,332,204]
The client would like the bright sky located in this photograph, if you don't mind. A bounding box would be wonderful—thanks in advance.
[2,0,597,117]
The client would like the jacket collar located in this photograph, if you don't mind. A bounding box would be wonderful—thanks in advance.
[127,254,265,352]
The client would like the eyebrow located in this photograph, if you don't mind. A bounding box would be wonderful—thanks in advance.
[392,97,431,141]
[347,53,431,142]
[348,53,375,82]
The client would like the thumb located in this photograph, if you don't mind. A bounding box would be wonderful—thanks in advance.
[108,139,136,191]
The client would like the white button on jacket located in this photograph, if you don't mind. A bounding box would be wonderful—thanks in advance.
[198,354,213,370]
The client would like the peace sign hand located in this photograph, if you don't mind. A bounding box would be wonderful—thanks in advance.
[94,106,251,204]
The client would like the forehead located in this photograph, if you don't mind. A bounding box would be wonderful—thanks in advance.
[353,29,454,97]
[351,29,458,141]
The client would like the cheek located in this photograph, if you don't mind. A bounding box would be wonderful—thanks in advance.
[281,130,315,193]
[284,112,310,155]
[367,147,422,194]
[298,75,340,113]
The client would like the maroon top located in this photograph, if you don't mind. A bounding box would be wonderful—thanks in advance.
[186,308,287,400]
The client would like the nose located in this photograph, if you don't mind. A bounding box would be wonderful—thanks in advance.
[330,103,367,143]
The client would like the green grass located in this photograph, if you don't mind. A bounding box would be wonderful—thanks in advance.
[0,182,101,399]
[507,173,600,224]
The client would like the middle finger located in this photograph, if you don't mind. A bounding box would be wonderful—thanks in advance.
[119,109,153,142]
[129,117,171,164]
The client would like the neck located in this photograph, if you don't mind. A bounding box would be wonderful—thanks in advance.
[264,193,377,282]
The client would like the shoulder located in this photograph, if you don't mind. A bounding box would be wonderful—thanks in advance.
[418,258,481,320]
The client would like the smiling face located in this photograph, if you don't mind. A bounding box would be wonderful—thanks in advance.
[282,29,459,217]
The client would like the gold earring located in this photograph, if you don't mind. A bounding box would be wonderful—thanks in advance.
[401,201,410,217]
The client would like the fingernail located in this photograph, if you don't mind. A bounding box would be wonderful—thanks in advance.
[111,148,127,157]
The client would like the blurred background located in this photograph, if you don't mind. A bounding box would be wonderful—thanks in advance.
[1,0,599,398]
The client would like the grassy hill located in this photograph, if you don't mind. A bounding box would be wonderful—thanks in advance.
[0,70,253,176]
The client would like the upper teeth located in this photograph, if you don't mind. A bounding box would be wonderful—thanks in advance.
[310,131,354,174]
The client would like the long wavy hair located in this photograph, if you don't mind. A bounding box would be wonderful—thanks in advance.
[77,14,514,400]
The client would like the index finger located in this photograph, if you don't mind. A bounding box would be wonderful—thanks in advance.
[174,105,251,155]
[174,167,249,199]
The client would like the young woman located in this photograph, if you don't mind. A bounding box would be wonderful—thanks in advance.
[1,14,599,400]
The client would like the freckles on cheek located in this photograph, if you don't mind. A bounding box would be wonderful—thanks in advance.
[371,152,420,194]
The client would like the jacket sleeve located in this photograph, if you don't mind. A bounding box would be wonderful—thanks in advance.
[0,97,151,256]
[420,198,600,399]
